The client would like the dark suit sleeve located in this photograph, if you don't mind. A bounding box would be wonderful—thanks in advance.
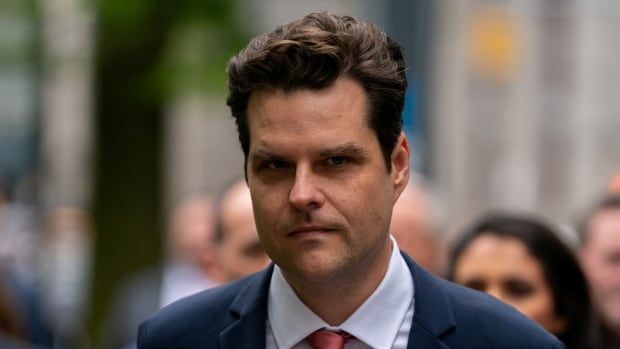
[137,321,149,349]
[552,341,566,349]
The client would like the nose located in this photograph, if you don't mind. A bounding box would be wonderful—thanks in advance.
[288,166,325,212]
[487,286,506,304]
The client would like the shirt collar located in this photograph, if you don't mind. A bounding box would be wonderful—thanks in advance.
[267,236,414,348]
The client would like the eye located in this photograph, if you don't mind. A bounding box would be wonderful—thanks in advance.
[503,279,534,299]
[263,159,290,169]
[326,156,348,166]
[605,251,620,265]
[241,241,266,258]
[463,279,487,292]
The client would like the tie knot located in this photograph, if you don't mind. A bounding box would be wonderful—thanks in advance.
[306,329,353,349]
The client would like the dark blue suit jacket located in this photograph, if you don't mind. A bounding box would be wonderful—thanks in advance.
[138,253,565,348]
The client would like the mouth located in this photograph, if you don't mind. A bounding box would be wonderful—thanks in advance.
[287,225,336,237]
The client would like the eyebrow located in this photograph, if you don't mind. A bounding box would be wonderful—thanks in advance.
[250,149,284,163]
[319,143,368,159]
[250,143,368,162]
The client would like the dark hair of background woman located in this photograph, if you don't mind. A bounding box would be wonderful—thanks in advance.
[446,213,602,349]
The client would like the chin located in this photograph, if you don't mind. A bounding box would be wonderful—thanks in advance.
[285,253,348,283]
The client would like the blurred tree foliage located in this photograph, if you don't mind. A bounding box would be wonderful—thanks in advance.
[90,0,247,343]
[0,0,38,64]
[0,0,40,182]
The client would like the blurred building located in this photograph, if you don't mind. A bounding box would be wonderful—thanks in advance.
[430,0,620,233]
[169,0,620,234]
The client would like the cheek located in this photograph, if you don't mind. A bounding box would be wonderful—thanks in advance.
[252,256,271,269]
[601,263,620,285]
[252,184,289,220]
[251,197,277,231]
[515,289,557,324]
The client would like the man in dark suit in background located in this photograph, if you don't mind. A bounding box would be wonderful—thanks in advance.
[138,12,564,348]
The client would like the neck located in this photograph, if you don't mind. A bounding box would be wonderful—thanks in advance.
[283,237,393,326]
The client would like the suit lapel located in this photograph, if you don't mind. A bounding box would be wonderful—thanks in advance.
[218,307,267,349]
[218,265,274,349]
[216,257,456,349]
[408,322,452,349]
[402,253,456,349]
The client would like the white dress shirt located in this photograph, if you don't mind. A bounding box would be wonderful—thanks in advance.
[266,236,414,349]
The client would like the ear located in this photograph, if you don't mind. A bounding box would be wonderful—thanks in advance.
[391,132,410,203]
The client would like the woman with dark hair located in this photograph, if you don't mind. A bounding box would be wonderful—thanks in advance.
[447,213,602,349]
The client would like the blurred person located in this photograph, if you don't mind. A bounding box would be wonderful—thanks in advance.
[390,178,443,274]
[0,178,38,286]
[0,261,48,348]
[579,194,620,348]
[610,172,620,193]
[0,274,28,347]
[138,12,562,349]
[102,193,220,349]
[215,180,270,283]
[0,180,52,347]
[448,213,602,349]
[160,194,221,305]
[42,207,94,348]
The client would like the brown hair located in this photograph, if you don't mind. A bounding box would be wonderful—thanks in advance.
[226,11,407,171]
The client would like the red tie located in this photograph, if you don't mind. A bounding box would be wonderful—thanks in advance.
[306,330,353,349]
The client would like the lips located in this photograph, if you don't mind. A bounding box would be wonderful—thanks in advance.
[287,225,335,237]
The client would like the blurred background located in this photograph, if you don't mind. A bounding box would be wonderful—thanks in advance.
[0,0,619,348]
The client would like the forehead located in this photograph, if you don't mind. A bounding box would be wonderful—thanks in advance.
[588,208,620,245]
[458,235,543,277]
[221,185,253,221]
[246,79,371,143]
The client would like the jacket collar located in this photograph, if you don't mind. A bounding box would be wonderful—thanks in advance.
[403,252,456,348]
[218,254,457,349]
[218,264,274,349]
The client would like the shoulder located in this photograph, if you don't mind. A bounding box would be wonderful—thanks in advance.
[435,276,564,349]
[137,272,264,349]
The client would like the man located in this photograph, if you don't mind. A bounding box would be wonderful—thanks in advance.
[104,194,220,349]
[215,179,271,282]
[158,194,222,307]
[580,194,620,348]
[390,179,443,274]
[138,12,563,348]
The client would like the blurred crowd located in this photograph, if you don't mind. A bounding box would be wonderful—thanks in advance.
[1,1,620,348]
[1,171,620,348]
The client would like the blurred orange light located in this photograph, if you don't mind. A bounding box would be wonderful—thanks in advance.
[468,7,520,83]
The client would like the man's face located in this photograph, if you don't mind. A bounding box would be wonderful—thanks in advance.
[390,187,441,274]
[218,183,270,282]
[580,208,620,331]
[245,78,409,284]
[167,196,215,266]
